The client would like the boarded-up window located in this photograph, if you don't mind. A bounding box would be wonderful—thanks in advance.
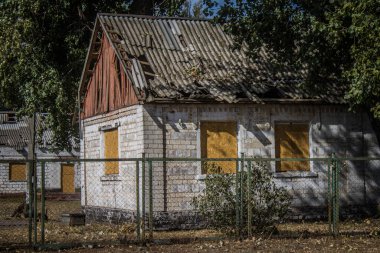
[61,164,75,193]
[201,122,237,174]
[275,123,310,172]
[9,163,26,181]
[104,129,119,174]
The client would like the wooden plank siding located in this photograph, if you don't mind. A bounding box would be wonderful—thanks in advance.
[81,35,138,119]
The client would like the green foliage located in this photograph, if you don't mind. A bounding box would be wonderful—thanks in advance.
[0,0,201,149]
[193,162,290,235]
[178,0,206,18]
[0,0,128,149]
[128,0,187,16]
[205,0,380,118]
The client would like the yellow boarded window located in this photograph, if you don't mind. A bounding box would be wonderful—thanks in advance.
[104,129,119,174]
[201,122,237,174]
[9,163,26,181]
[275,123,310,172]
[61,164,75,193]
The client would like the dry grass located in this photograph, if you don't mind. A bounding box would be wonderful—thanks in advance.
[2,197,380,252]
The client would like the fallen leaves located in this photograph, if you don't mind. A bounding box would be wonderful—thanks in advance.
[2,198,380,252]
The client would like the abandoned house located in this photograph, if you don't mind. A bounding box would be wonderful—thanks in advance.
[78,14,380,227]
[0,110,80,196]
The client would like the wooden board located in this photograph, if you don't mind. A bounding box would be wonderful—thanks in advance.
[61,164,75,193]
[81,35,139,119]
[104,129,119,174]
[201,122,237,173]
[275,123,310,172]
[9,163,26,181]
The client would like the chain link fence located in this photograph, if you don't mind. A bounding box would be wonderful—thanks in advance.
[0,156,379,250]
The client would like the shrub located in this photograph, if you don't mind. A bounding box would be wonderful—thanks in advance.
[192,161,290,235]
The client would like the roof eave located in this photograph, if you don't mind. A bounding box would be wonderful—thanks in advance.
[145,97,342,105]
[78,17,101,101]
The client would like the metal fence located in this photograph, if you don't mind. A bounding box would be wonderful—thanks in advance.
[0,155,379,250]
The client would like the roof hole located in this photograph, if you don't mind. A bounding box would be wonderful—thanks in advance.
[178,34,187,48]
[145,34,152,48]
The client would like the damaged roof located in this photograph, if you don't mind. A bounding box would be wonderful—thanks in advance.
[80,13,345,104]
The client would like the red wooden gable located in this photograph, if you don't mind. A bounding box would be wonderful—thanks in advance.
[81,35,139,119]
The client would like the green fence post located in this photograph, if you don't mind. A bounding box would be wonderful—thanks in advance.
[332,153,336,236]
[335,158,340,236]
[41,162,46,245]
[136,160,141,241]
[327,155,332,234]
[331,153,339,237]
[141,153,146,242]
[33,161,38,246]
[235,160,240,239]
[28,160,33,246]
[240,153,245,238]
[247,160,252,237]
[148,160,153,240]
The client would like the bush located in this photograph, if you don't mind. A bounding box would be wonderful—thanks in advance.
[192,161,290,235]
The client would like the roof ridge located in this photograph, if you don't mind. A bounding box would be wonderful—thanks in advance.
[97,13,211,22]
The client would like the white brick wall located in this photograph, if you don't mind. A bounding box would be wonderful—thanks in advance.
[142,104,380,212]
[81,103,380,213]
[81,105,144,210]
[0,148,79,194]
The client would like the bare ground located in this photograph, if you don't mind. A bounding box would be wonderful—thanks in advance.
[2,197,380,252]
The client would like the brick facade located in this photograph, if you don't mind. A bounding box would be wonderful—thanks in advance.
[0,148,80,194]
[81,103,380,225]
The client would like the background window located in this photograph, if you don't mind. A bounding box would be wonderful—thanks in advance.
[61,164,75,193]
[201,121,237,174]
[275,123,310,172]
[104,129,119,174]
[9,163,26,181]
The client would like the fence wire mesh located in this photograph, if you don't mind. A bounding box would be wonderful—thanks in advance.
[0,156,379,250]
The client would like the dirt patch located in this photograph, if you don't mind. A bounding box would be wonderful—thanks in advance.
[45,221,380,253]
[2,197,380,252]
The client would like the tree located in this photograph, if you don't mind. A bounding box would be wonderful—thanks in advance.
[205,0,380,119]
[0,0,189,149]
[0,0,129,149]
[179,0,206,18]
[129,0,187,16]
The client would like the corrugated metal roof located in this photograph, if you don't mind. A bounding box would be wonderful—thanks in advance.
[82,14,345,104]
[0,112,78,151]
